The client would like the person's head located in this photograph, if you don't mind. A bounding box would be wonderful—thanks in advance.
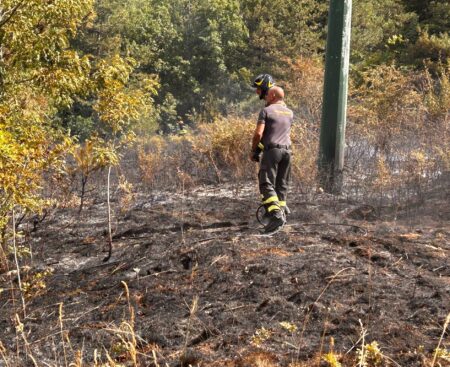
[252,74,275,100]
[264,86,284,105]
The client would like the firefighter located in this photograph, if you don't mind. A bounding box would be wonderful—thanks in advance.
[251,76,293,233]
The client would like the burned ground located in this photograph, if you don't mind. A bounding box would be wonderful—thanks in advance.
[1,184,449,366]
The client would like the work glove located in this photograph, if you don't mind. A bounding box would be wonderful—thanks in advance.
[251,145,263,162]
[251,150,261,162]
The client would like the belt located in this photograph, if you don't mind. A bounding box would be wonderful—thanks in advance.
[265,143,291,150]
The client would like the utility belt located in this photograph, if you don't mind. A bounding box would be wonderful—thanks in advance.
[264,143,291,151]
[253,142,291,162]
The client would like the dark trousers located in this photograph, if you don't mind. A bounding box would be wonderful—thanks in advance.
[258,147,292,210]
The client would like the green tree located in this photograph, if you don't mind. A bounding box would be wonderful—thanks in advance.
[78,0,177,67]
[402,0,450,34]
[0,0,94,243]
[57,0,164,139]
[350,0,417,65]
[158,93,180,134]
[241,0,327,71]
[158,0,249,121]
[0,0,156,249]
[402,1,450,69]
[81,0,250,125]
[349,0,449,69]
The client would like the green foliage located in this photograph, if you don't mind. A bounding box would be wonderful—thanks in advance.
[86,0,178,66]
[0,0,156,235]
[242,0,327,62]
[351,0,418,65]
[0,0,94,233]
[158,93,180,134]
[0,0,94,107]
[61,0,450,127]
[92,55,157,134]
[404,31,450,71]
[349,1,449,70]
[22,268,53,299]
[402,1,450,33]
[159,0,249,121]
[71,0,248,127]
[61,115,95,142]
[401,1,450,69]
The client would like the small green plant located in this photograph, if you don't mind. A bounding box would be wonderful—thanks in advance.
[322,352,342,367]
[356,340,384,367]
[279,321,298,333]
[433,348,450,363]
[7,244,31,260]
[365,341,383,366]
[22,268,53,299]
[251,327,273,347]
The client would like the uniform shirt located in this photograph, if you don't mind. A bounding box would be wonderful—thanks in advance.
[257,102,294,147]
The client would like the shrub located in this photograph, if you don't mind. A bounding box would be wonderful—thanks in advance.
[347,64,449,208]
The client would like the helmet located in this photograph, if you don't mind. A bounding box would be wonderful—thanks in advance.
[252,74,275,99]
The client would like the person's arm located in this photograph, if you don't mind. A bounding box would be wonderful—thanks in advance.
[251,123,265,151]
[250,122,265,161]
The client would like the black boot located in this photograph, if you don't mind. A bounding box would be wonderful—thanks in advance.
[264,210,285,233]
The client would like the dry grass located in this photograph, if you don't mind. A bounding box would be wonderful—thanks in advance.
[135,115,319,197]
[345,63,449,212]
[135,60,449,214]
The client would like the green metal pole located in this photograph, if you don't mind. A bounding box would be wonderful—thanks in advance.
[319,0,352,193]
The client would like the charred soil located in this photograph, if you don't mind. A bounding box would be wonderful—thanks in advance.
[1,184,449,366]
